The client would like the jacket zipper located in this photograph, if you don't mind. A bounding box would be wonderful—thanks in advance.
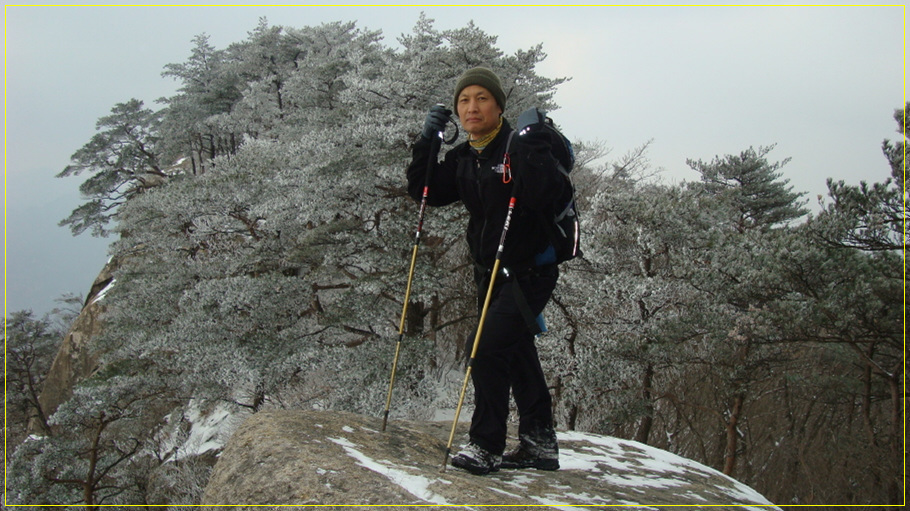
[475,157,488,265]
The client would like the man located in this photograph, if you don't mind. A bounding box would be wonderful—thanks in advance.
[406,67,564,475]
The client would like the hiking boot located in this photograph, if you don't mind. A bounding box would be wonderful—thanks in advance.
[501,431,559,471]
[451,442,502,475]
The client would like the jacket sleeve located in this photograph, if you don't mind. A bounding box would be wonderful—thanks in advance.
[406,136,461,207]
[511,132,566,210]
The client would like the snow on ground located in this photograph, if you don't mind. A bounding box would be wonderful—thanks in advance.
[170,400,246,461]
[186,407,776,507]
[559,430,774,509]
[323,425,777,509]
[328,436,453,505]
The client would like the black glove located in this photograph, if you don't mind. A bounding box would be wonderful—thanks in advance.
[514,107,553,155]
[516,107,547,135]
[421,104,451,140]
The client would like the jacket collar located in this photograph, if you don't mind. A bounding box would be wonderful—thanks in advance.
[462,118,513,159]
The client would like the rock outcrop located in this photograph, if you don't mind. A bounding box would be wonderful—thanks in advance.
[202,410,778,510]
[29,258,117,434]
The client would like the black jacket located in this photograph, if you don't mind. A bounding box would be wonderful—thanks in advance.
[406,119,565,271]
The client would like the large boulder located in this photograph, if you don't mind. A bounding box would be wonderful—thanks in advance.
[202,410,778,509]
[29,259,116,434]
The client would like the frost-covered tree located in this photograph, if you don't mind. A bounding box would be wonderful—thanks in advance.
[688,146,808,233]
[816,103,907,254]
[541,142,702,441]
[4,311,61,440]
[34,15,569,507]
[44,18,565,500]
[159,33,242,174]
[679,146,808,476]
[796,103,907,505]
[554,115,905,504]
[6,365,176,508]
[57,99,167,237]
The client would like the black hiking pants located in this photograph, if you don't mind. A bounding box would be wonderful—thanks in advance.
[468,264,558,455]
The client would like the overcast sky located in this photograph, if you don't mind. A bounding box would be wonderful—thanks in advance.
[4,3,907,317]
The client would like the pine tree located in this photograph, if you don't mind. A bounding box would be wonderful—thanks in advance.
[57,99,166,236]
[33,16,567,506]
[159,33,242,174]
[799,103,907,505]
[678,146,808,476]
[3,311,60,439]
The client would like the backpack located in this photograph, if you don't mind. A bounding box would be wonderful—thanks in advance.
[514,107,582,264]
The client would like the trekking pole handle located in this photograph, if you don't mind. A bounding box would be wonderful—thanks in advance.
[433,103,459,145]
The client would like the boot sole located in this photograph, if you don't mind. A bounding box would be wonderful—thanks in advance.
[451,458,500,475]
[500,459,559,471]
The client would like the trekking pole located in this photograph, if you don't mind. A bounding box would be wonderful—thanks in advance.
[381,118,448,432]
[441,195,518,473]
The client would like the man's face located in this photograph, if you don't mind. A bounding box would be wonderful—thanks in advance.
[457,85,503,139]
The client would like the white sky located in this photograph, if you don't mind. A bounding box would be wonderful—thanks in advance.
[3,3,907,316]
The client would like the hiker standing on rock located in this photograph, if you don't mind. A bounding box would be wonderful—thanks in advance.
[406,67,565,475]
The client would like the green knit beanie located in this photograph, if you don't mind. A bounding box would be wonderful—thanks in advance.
[453,67,507,111]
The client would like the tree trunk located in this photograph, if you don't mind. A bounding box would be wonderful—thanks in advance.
[405,300,425,336]
[634,363,654,444]
[887,371,903,505]
[723,392,745,477]
[861,345,875,445]
[566,404,578,431]
[26,370,51,435]
[84,414,106,511]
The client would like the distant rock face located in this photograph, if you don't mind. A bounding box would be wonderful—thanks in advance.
[202,410,778,510]
[29,259,116,434]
